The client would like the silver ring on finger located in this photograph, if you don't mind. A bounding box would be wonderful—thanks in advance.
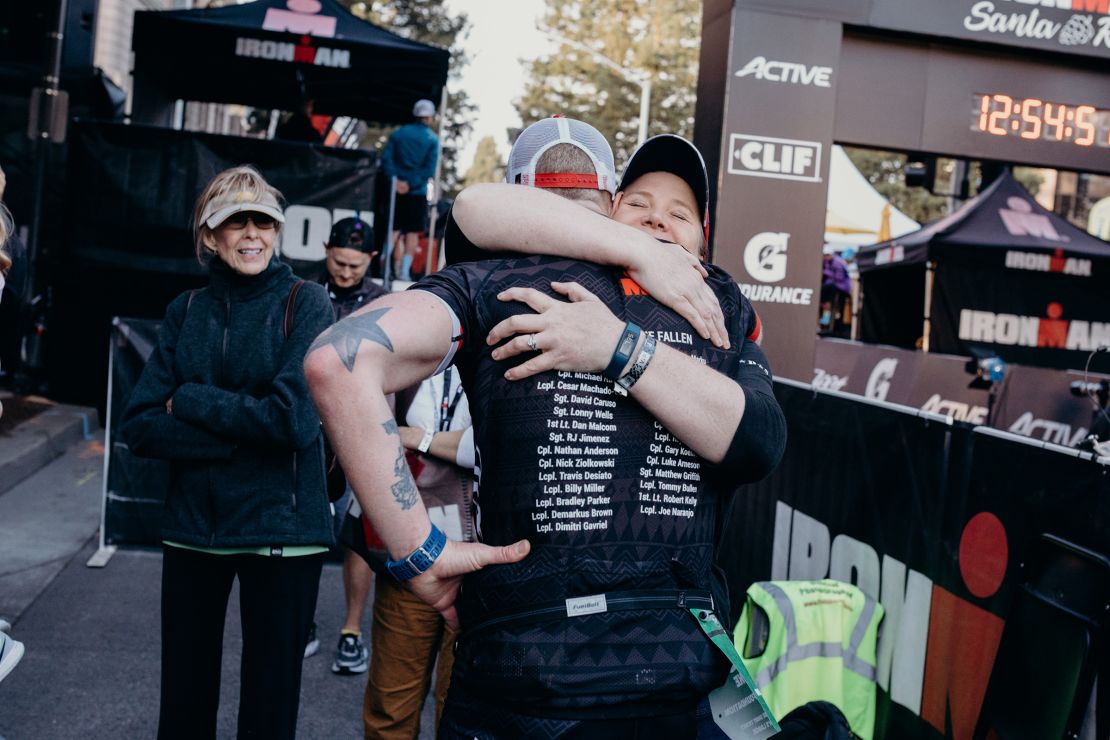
[527,333,539,352]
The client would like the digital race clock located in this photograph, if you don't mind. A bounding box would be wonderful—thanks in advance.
[971,94,1110,149]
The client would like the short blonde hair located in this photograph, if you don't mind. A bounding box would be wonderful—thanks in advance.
[0,203,12,273]
[535,144,613,212]
[192,166,284,265]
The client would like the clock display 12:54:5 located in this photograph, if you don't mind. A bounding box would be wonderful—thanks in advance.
[972,93,1110,149]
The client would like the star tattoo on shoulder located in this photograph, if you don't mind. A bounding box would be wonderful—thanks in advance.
[308,307,394,372]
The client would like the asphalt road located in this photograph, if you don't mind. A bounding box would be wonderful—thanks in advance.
[0,432,436,739]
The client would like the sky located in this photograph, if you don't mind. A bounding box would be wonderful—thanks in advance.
[444,0,550,175]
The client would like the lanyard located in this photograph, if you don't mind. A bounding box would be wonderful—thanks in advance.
[437,367,464,432]
[691,609,780,738]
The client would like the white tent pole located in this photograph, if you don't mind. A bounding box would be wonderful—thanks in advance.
[850,277,861,341]
[922,260,935,353]
[426,86,449,273]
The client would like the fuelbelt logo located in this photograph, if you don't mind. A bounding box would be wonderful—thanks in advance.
[235,35,351,68]
[958,301,1110,351]
[728,134,822,183]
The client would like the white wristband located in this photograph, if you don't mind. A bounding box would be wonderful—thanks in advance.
[417,428,435,454]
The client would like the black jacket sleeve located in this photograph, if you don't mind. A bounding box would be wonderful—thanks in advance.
[170,282,335,452]
[720,340,786,484]
[119,293,237,460]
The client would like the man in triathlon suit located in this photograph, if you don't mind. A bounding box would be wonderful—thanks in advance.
[306,119,785,737]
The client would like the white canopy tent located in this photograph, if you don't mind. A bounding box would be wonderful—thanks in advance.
[824,145,919,252]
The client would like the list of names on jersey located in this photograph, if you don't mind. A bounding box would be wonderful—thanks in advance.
[532,371,702,534]
[638,421,700,519]
[534,372,616,534]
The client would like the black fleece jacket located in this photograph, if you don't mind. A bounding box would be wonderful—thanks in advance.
[120,256,336,548]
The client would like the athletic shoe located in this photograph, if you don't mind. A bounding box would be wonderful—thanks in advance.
[331,633,368,675]
[303,622,320,659]
[0,631,24,682]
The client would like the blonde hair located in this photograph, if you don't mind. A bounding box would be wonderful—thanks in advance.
[192,165,284,265]
[535,144,613,212]
[0,203,12,273]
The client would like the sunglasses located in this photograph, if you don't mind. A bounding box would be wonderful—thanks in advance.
[222,212,277,229]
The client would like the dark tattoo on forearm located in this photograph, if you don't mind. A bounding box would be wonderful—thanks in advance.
[308,307,395,372]
[381,419,419,510]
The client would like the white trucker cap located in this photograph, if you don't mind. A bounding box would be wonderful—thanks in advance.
[506,117,616,194]
[413,99,436,117]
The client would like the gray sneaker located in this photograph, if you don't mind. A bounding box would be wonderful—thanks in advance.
[0,631,24,683]
[303,622,320,659]
[331,633,368,674]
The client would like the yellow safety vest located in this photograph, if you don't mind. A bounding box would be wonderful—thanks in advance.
[735,579,883,740]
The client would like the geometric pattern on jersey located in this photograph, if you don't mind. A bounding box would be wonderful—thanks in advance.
[413,255,757,714]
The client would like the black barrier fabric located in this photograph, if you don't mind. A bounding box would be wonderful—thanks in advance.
[49,121,376,410]
[104,319,169,546]
[65,120,377,274]
[720,381,1110,739]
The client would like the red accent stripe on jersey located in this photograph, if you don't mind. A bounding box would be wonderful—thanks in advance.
[748,311,762,343]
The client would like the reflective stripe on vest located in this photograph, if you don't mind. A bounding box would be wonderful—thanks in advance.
[753,581,880,688]
[738,579,884,740]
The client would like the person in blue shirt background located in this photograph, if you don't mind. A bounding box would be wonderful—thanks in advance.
[382,99,439,281]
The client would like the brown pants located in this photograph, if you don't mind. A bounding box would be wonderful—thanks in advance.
[363,576,455,739]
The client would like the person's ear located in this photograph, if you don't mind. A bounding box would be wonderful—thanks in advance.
[202,230,218,252]
[368,250,380,261]
[610,192,623,216]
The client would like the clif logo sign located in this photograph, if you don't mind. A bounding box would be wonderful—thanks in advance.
[728,134,822,183]
[734,56,833,87]
[235,35,351,68]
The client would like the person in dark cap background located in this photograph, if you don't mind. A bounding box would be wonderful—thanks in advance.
[321,217,387,321]
[314,216,388,675]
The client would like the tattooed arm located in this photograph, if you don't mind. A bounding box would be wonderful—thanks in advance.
[305,290,528,628]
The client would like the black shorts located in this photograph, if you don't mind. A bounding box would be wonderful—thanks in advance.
[393,192,428,234]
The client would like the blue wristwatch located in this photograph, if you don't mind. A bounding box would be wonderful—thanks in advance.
[386,524,447,582]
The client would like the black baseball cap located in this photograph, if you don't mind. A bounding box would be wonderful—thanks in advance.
[327,217,375,252]
[619,134,710,237]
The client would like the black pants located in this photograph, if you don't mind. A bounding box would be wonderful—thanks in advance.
[157,545,324,740]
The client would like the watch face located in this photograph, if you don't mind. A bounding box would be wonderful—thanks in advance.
[620,333,637,356]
